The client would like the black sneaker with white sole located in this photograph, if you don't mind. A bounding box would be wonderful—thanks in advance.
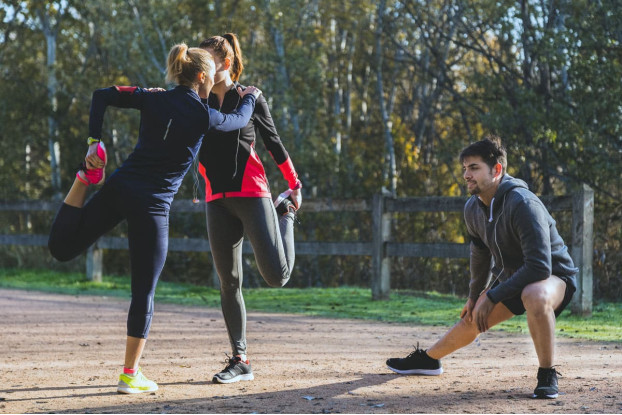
[212,355,254,384]
[532,367,560,399]
[274,188,298,216]
[386,344,443,375]
[275,196,296,217]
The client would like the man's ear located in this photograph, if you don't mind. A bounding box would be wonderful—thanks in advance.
[494,163,503,178]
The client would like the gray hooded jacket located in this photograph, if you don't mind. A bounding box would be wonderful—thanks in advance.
[464,174,578,304]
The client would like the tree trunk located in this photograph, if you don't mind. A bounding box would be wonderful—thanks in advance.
[126,0,166,74]
[345,32,355,134]
[375,0,396,196]
[37,8,62,198]
[263,0,301,147]
[329,18,342,156]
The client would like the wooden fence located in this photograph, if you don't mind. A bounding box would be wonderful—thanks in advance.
[0,185,594,314]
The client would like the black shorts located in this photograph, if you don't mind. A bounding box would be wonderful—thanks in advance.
[492,275,576,317]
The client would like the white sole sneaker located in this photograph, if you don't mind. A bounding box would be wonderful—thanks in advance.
[386,366,443,376]
[117,381,159,394]
[212,372,255,384]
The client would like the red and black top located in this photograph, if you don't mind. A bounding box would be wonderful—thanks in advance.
[198,82,300,202]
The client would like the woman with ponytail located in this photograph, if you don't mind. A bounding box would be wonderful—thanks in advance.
[198,33,302,384]
[48,43,262,394]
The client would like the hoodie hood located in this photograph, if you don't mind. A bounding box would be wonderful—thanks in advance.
[495,174,529,198]
[482,175,529,222]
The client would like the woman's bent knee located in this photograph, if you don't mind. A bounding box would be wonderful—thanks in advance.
[48,239,79,262]
[264,273,290,288]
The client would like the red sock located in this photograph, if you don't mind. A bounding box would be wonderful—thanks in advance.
[123,367,138,375]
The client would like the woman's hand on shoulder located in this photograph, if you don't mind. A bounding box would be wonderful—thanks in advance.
[238,85,262,99]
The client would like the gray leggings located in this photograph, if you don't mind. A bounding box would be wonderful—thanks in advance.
[206,197,295,355]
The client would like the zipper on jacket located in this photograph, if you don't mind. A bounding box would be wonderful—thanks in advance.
[162,118,173,141]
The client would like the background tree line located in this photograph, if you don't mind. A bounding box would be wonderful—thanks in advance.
[1,0,620,299]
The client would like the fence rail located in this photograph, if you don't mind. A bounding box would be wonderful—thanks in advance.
[1,185,594,315]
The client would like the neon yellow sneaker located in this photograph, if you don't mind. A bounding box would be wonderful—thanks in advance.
[117,368,158,394]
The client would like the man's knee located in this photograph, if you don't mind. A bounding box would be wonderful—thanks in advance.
[521,284,554,313]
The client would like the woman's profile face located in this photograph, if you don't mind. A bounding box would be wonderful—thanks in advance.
[206,48,229,85]
[197,67,216,99]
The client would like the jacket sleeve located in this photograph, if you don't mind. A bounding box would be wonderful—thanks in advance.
[208,94,256,132]
[486,198,552,303]
[253,95,301,189]
[89,86,144,139]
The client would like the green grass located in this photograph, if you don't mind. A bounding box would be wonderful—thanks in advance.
[1,268,620,342]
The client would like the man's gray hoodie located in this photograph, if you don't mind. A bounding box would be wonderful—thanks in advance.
[464,174,578,304]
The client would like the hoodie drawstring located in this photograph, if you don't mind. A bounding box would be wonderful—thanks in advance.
[488,197,495,222]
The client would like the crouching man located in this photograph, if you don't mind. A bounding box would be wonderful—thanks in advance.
[386,136,578,399]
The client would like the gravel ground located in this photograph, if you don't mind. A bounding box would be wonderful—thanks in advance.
[0,289,620,414]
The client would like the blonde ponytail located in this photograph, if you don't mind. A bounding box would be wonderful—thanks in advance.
[166,43,188,83]
[166,43,214,87]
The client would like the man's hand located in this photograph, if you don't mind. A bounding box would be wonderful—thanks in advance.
[473,295,495,333]
[460,298,475,323]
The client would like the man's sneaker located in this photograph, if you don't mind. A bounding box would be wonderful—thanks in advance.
[274,188,297,216]
[212,355,254,384]
[532,367,560,399]
[77,141,107,186]
[117,368,158,394]
[386,344,443,375]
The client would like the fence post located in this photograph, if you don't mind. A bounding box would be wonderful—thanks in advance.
[570,184,594,316]
[371,192,391,300]
[86,244,103,282]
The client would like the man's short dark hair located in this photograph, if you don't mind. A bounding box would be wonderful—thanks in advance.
[459,135,507,171]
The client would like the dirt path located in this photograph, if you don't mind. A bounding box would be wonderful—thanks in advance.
[0,289,620,414]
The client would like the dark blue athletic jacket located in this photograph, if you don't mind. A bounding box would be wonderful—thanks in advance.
[88,85,256,207]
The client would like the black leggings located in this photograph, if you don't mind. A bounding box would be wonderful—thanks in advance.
[206,197,295,355]
[48,182,169,338]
